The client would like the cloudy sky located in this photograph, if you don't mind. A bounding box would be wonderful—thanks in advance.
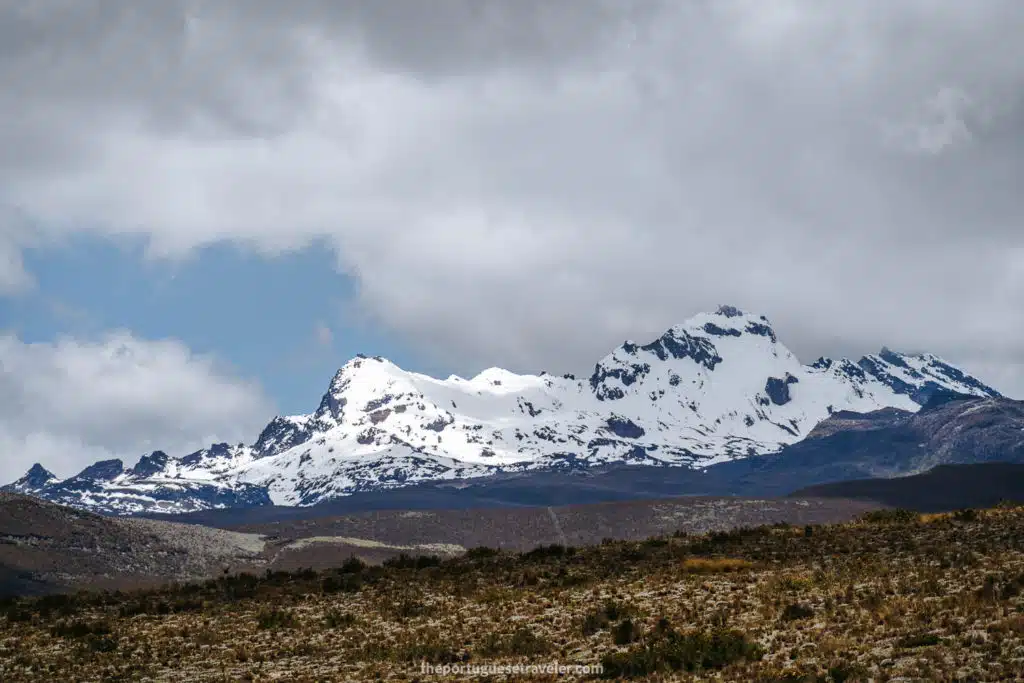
[2,0,1023,479]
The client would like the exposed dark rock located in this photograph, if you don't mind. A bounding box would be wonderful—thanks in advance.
[589,361,651,401]
[131,451,170,478]
[254,417,313,458]
[606,416,646,439]
[424,416,453,432]
[702,322,741,337]
[73,459,124,482]
[364,395,395,411]
[12,464,56,490]
[316,391,347,422]
[640,329,722,369]
[744,322,777,342]
[520,400,542,417]
[765,377,792,406]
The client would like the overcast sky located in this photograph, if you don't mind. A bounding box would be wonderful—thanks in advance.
[1,1,1023,479]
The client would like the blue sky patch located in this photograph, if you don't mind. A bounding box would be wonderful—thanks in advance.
[1,236,440,416]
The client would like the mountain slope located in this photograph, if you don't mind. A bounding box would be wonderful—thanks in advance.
[144,396,1024,527]
[703,393,1024,497]
[789,463,1024,512]
[5,307,1001,514]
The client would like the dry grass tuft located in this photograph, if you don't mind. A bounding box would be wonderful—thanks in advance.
[681,557,755,573]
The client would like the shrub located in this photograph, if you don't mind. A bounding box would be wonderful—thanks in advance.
[5,609,32,624]
[477,627,552,657]
[393,598,427,619]
[860,509,918,524]
[523,544,569,561]
[86,634,119,653]
[35,593,77,618]
[256,607,297,630]
[383,553,442,570]
[170,597,205,613]
[896,633,941,648]
[953,508,978,522]
[220,572,259,600]
[827,661,870,682]
[601,626,763,677]
[506,627,552,655]
[393,635,463,663]
[50,619,112,639]
[611,618,638,646]
[464,546,501,560]
[977,575,1000,601]
[1001,573,1024,599]
[780,603,814,622]
[582,601,634,636]
[582,610,608,636]
[340,556,367,573]
[321,573,362,594]
[324,609,357,629]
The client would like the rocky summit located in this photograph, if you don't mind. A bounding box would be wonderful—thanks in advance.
[5,307,1000,514]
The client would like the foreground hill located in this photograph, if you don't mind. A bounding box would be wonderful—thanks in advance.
[3,504,1024,681]
[6,306,1000,514]
[0,492,875,594]
[0,494,267,594]
[233,496,877,572]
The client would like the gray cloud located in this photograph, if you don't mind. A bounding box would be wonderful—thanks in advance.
[1,1,1023,395]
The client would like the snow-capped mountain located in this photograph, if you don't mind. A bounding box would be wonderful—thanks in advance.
[5,307,1001,514]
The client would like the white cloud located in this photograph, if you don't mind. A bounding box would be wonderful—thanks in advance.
[0,332,274,481]
[1,1,1023,398]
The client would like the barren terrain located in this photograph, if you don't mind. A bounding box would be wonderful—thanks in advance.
[3,503,1024,681]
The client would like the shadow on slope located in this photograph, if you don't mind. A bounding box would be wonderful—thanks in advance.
[789,463,1024,512]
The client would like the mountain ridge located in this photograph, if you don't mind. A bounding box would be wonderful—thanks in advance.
[5,306,1002,514]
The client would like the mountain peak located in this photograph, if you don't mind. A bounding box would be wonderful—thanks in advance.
[715,304,746,318]
[72,459,124,482]
[12,463,57,490]
[130,451,171,478]
[25,463,54,479]
[672,308,777,344]
[858,348,1001,402]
